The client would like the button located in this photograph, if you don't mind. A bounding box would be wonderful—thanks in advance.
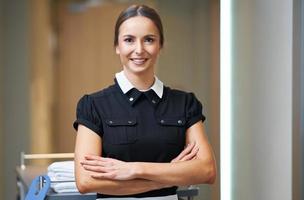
[152,100,156,104]
[177,120,183,124]
[160,119,165,123]
[129,97,134,101]
[109,120,113,124]
[128,120,133,124]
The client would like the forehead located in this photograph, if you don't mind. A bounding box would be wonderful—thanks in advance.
[119,16,159,36]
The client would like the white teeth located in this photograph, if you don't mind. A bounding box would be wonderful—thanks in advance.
[131,58,147,65]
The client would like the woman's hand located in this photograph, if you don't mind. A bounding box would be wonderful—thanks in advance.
[81,142,199,181]
[171,142,199,163]
[81,155,137,180]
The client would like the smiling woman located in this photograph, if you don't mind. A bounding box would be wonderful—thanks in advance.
[115,16,161,82]
[73,4,216,200]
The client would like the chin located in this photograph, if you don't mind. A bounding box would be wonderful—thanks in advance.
[127,64,153,74]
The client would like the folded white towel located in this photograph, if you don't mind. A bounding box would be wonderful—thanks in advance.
[48,171,75,181]
[47,161,78,193]
[47,161,74,173]
[52,182,78,193]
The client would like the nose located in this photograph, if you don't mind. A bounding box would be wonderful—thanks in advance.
[135,41,144,55]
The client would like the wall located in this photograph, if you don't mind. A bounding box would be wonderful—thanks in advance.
[157,0,220,199]
[0,1,296,199]
[30,0,54,156]
[2,0,30,199]
[292,0,304,199]
[0,0,4,198]
[232,0,292,199]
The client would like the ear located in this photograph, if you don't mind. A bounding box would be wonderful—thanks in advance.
[115,46,120,55]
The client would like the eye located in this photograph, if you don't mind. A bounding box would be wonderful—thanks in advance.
[123,37,134,43]
[144,37,155,44]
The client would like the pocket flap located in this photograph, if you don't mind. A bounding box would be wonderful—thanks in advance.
[105,118,137,126]
[158,117,185,126]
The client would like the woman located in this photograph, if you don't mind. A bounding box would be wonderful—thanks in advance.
[73,4,216,200]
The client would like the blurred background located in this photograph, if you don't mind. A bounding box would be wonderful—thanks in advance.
[0,0,303,200]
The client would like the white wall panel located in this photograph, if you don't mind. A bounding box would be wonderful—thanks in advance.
[231,0,293,199]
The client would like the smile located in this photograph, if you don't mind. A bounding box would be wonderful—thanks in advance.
[130,58,148,65]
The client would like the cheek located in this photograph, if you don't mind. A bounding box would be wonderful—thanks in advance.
[117,45,132,56]
[148,46,161,57]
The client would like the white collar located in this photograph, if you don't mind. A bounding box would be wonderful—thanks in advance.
[115,71,164,98]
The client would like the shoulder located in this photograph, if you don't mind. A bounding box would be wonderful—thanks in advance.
[84,84,118,101]
[164,86,203,111]
[75,84,119,108]
[163,86,205,126]
[165,86,199,101]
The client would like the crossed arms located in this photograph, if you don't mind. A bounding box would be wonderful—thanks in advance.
[74,121,216,195]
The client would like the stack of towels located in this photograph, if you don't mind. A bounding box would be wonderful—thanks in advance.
[47,161,78,193]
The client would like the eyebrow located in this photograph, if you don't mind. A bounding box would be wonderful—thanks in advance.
[144,34,157,38]
[122,34,158,38]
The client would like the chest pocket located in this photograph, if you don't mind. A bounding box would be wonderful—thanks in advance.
[158,117,186,146]
[103,117,137,144]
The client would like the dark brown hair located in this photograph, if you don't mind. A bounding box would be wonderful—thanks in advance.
[114,5,164,47]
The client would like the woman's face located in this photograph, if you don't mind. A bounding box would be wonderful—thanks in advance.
[115,16,161,75]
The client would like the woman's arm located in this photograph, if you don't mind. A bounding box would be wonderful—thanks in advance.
[136,121,216,185]
[74,125,168,194]
[82,121,216,186]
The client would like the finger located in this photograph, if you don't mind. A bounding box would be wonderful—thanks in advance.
[185,142,196,149]
[87,156,120,165]
[84,155,116,163]
[180,142,196,156]
[82,157,118,167]
[81,159,104,166]
[82,164,109,173]
[100,157,124,167]
[180,147,199,162]
[173,146,191,161]
[91,172,116,179]
[174,142,195,161]
[84,155,104,161]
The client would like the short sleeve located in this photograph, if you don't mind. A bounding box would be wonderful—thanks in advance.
[185,93,206,129]
[73,95,103,136]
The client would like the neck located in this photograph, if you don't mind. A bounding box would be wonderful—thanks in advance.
[123,69,155,90]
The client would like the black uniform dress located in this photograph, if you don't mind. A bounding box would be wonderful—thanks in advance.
[73,79,205,198]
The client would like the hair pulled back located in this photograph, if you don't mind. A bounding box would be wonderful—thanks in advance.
[114,5,164,47]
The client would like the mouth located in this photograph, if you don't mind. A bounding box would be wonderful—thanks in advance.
[130,58,148,65]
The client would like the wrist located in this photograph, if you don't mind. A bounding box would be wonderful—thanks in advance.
[132,162,144,179]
